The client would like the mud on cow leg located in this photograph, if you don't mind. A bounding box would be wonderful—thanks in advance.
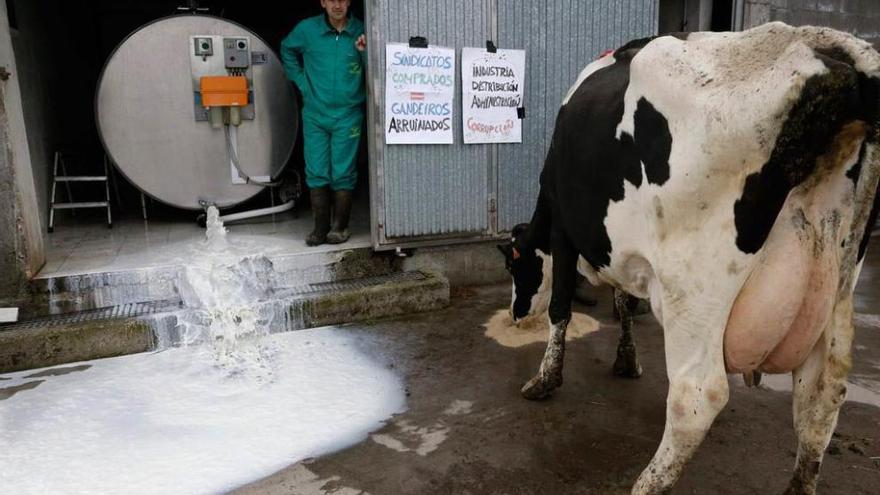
[785,298,854,495]
[613,288,643,378]
[522,230,578,400]
[521,317,569,400]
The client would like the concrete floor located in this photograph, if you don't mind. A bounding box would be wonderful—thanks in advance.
[39,202,371,278]
[231,251,880,494]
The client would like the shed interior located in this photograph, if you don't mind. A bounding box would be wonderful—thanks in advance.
[8,0,370,278]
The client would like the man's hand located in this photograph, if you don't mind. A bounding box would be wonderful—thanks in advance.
[356,34,366,52]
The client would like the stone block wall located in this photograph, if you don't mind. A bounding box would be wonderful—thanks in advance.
[745,0,880,46]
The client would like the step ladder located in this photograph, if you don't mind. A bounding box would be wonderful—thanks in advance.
[48,151,112,233]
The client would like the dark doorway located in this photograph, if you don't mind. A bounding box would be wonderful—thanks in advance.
[658,0,738,35]
[710,0,734,31]
[20,0,366,220]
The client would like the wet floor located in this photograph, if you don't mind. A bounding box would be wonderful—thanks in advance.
[38,200,371,278]
[233,250,880,494]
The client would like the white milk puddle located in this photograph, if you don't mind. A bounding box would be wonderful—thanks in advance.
[854,312,880,330]
[757,373,880,408]
[0,208,407,494]
[273,464,365,494]
[370,399,473,456]
[0,327,406,495]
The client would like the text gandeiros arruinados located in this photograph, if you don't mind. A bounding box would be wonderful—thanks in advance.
[386,50,455,135]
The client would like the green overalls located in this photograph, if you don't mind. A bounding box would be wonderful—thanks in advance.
[281,14,365,191]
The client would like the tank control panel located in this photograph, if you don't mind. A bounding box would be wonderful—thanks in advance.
[189,34,255,123]
[194,37,213,57]
[224,37,249,69]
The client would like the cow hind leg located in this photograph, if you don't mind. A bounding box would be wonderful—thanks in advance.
[522,230,578,400]
[613,288,643,378]
[632,300,729,494]
[785,297,853,495]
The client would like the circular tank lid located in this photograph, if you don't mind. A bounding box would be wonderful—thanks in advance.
[96,15,298,210]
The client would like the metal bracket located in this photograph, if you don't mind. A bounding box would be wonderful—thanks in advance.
[395,246,415,257]
[176,0,209,13]
[251,51,268,65]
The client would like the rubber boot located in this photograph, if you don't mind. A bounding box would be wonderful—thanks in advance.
[306,186,331,246]
[326,190,352,244]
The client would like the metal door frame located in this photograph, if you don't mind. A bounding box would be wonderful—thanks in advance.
[365,0,501,251]
[365,0,660,251]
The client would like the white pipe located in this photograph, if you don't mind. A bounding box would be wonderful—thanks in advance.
[227,125,247,185]
[225,125,274,185]
[218,199,294,223]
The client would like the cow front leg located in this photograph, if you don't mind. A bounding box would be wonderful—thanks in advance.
[613,288,643,378]
[521,315,569,400]
[785,298,853,495]
[632,306,729,494]
[521,231,578,400]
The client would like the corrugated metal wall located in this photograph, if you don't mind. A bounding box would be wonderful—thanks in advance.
[496,0,659,230]
[367,0,658,247]
[369,0,494,240]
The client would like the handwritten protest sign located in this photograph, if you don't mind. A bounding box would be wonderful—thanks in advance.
[461,47,525,144]
[385,43,455,144]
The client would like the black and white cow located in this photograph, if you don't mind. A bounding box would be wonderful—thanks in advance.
[498,236,646,378]
[499,23,880,494]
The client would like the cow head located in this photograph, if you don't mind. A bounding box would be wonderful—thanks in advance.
[497,223,552,323]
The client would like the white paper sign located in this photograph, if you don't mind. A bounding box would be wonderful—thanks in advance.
[461,47,525,144]
[385,43,455,145]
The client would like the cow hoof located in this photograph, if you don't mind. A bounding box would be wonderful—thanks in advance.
[613,358,643,379]
[782,483,810,495]
[613,346,643,379]
[521,374,562,400]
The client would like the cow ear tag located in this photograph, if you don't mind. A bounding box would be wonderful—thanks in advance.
[512,247,521,260]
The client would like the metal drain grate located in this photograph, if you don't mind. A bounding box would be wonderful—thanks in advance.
[0,299,183,331]
[1,271,430,332]
[284,271,427,296]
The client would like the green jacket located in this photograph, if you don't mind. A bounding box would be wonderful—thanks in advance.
[281,14,365,117]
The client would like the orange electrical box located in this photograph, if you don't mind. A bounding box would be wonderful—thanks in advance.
[200,76,249,107]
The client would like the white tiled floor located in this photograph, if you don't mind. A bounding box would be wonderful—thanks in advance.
[39,205,371,278]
